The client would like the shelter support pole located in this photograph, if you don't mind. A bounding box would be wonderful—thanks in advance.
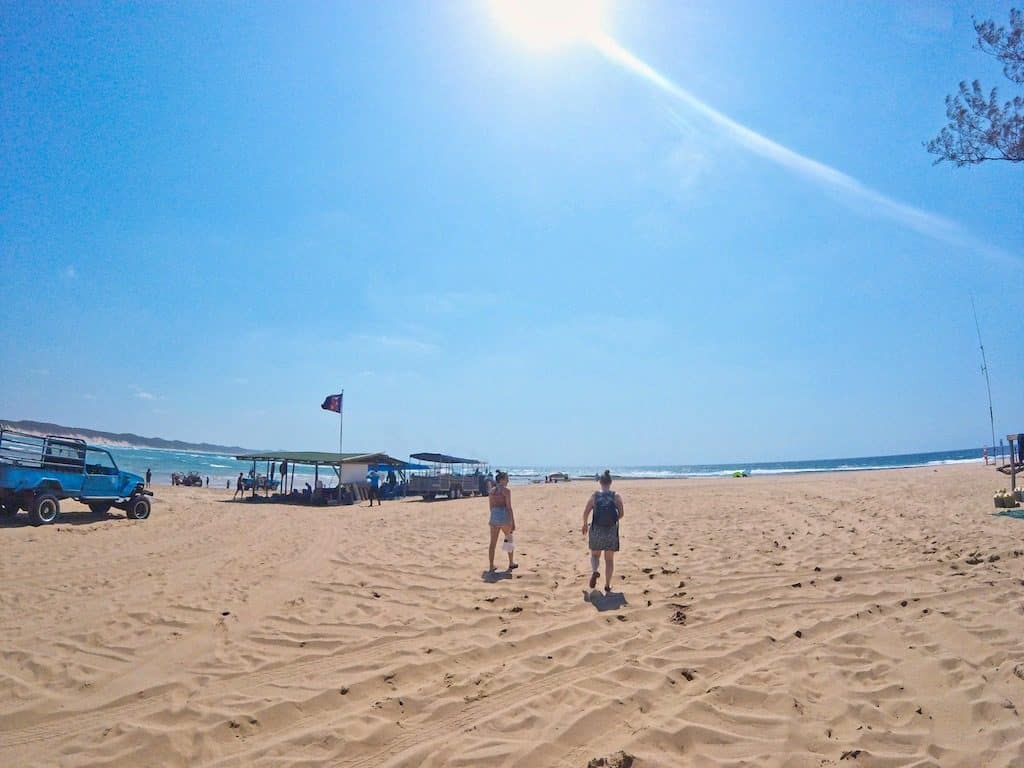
[1012,436,1017,493]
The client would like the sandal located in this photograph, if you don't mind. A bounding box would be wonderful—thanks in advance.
[589,572,600,589]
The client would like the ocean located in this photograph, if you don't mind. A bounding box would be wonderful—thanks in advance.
[103,446,988,488]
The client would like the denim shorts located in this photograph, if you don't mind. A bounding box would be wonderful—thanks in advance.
[489,506,509,526]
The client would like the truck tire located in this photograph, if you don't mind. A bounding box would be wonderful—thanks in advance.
[126,495,151,520]
[88,502,112,515]
[29,494,60,526]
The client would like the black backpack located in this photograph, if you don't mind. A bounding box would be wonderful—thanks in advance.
[592,491,618,527]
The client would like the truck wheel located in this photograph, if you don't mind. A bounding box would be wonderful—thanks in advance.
[29,494,60,526]
[126,495,151,520]
[88,502,112,515]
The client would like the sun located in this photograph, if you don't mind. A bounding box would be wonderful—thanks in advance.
[490,0,608,50]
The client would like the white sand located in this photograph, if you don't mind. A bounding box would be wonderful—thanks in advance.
[1,464,1023,767]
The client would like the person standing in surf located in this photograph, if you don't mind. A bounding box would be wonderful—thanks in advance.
[488,470,517,572]
[581,470,624,591]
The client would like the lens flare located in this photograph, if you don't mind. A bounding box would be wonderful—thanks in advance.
[490,0,607,49]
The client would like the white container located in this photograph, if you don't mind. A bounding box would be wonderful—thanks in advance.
[502,536,515,553]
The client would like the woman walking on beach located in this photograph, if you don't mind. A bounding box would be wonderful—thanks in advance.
[582,470,624,591]
[488,471,517,572]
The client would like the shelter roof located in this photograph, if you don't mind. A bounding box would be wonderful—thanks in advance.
[234,451,405,466]
[369,461,429,471]
[410,452,484,465]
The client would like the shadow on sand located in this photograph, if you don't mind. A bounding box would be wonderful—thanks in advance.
[0,510,124,529]
[583,589,628,611]
[994,508,1024,521]
[481,569,514,583]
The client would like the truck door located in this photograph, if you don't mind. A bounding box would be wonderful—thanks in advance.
[81,449,120,499]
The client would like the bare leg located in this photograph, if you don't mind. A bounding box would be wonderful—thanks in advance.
[589,549,601,589]
[604,551,615,590]
[488,525,500,570]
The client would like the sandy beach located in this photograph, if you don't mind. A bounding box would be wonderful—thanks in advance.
[1,463,1022,767]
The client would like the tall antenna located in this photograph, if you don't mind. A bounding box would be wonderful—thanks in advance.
[970,295,997,457]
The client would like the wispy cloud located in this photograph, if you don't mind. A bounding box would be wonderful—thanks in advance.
[590,33,1011,264]
[60,265,77,280]
[353,334,438,354]
[366,290,499,316]
[134,391,157,401]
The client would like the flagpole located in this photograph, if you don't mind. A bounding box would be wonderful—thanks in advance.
[338,389,344,464]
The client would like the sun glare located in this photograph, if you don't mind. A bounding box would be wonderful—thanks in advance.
[490,0,607,50]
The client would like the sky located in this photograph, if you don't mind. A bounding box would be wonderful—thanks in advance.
[1,0,1021,465]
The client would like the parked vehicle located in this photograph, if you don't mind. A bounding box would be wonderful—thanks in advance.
[172,471,204,487]
[0,427,153,525]
[242,475,279,492]
[407,452,489,500]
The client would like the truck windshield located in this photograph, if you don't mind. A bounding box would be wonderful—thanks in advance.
[85,449,118,476]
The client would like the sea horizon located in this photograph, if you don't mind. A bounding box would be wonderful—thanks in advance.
[101,445,991,488]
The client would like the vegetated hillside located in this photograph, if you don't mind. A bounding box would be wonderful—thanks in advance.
[1,419,251,453]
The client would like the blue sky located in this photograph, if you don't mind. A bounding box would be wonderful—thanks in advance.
[1,1,1021,465]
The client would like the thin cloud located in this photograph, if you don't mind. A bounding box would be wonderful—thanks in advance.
[134,391,157,400]
[61,265,77,280]
[590,33,1012,264]
[353,334,438,354]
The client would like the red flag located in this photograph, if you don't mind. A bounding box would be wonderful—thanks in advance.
[321,393,343,413]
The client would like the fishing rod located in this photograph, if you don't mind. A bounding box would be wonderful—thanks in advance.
[970,295,997,461]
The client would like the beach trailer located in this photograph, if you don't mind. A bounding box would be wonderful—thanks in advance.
[406,452,489,500]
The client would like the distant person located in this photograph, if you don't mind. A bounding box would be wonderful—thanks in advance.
[367,468,381,506]
[581,470,624,592]
[487,470,517,572]
[233,472,244,500]
[205,476,209,487]
[145,468,152,487]
[280,460,288,491]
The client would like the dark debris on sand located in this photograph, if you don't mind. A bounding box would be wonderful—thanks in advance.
[588,751,636,768]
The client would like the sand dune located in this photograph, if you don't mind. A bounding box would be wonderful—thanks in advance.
[2,464,1023,767]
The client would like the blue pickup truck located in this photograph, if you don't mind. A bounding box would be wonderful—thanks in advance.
[0,427,153,525]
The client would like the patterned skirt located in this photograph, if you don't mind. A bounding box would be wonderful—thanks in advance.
[588,523,620,552]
